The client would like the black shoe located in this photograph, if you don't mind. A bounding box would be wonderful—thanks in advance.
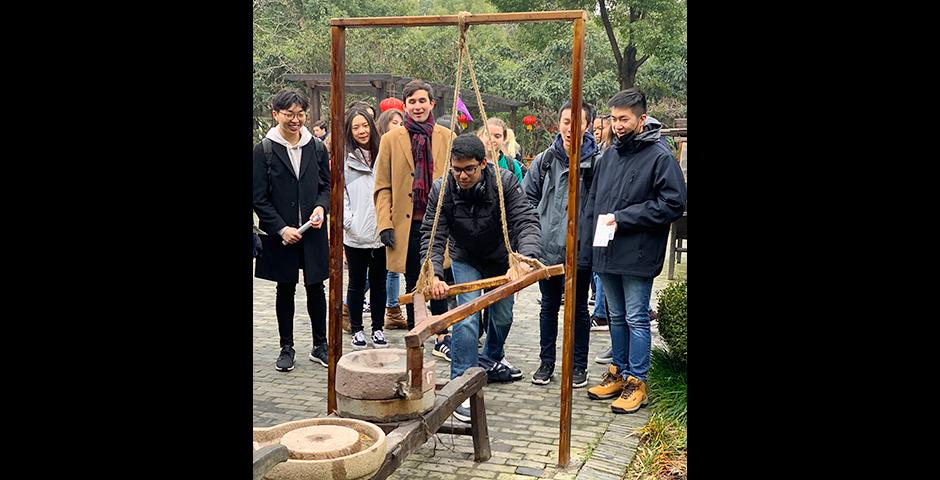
[590,315,609,331]
[433,335,452,362]
[531,361,554,385]
[572,368,589,388]
[485,361,516,384]
[499,358,523,380]
[452,398,471,423]
[275,346,295,372]
[309,344,328,367]
[589,292,596,306]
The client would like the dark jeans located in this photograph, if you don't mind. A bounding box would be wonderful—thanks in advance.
[537,268,591,370]
[404,221,448,330]
[275,281,326,349]
[344,245,388,333]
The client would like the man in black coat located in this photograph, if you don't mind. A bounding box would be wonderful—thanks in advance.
[420,134,541,423]
[583,88,686,414]
[253,89,332,372]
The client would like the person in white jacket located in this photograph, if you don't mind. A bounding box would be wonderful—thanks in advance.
[343,108,389,349]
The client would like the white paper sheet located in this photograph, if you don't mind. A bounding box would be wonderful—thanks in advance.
[593,213,616,247]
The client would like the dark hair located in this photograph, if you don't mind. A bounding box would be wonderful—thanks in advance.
[376,109,404,137]
[345,108,380,157]
[402,80,435,102]
[451,133,485,162]
[312,120,328,131]
[346,100,376,118]
[607,88,647,116]
[558,99,595,125]
[272,89,309,111]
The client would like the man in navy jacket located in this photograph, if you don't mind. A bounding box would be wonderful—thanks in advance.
[583,88,687,414]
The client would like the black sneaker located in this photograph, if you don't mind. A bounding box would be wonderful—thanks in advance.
[309,344,328,367]
[499,358,523,380]
[452,398,471,423]
[485,361,516,383]
[433,335,452,362]
[275,346,295,372]
[594,346,612,364]
[590,315,609,331]
[589,292,596,306]
[572,368,589,388]
[531,361,554,385]
[371,329,388,348]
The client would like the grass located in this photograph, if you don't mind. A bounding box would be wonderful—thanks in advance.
[623,347,687,480]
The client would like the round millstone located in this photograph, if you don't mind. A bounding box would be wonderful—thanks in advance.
[336,389,436,423]
[280,425,362,460]
[336,349,435,400]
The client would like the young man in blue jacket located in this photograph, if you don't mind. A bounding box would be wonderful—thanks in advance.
[583,88,687,413]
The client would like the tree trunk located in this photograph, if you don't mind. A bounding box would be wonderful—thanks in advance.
[620,44,638,90]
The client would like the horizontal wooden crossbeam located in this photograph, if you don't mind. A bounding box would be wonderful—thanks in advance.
[331,11,586,28]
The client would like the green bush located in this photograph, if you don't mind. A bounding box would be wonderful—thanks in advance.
[657,280,687,362]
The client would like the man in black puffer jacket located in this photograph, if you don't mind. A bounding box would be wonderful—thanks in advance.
[420,133,541,423]
[582,88,686,415]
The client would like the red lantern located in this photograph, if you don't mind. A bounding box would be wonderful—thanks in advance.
[458,113,468,129]
[522,115,537,131]
[379,97,404,113]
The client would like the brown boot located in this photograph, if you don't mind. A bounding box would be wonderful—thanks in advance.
[342,303,351,333]
[384,305,408,330]
[587,364,625,400]
[610,375,649,414]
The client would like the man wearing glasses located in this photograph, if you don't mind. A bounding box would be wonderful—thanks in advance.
[420,134,541,423]
[253,89,332,372]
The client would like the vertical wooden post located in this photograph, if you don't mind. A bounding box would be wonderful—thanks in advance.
[327,25,346,414]
[558,14,585,468]
[509,107,518,135]
[311,85,322,123]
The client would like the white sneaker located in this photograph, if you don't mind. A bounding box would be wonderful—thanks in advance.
[371,329,388,348]
[351,331,367,350]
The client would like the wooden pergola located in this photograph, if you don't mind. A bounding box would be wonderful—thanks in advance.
[284,73,525,132]
[326,10,587,468]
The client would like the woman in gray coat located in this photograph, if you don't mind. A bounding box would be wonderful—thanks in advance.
[342,108,389,350]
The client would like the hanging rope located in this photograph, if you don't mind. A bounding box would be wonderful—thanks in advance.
[411,13,468,298]
[460,18,549,281]
[412,12,548,300]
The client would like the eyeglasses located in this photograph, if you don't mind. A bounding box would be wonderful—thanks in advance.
[451,164,480,177]
[278,111,307,120]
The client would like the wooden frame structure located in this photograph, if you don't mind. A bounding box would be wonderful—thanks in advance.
[327,10,587,467]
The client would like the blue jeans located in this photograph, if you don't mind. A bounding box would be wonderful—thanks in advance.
[598,273,653,382]
[386,271,400,308]
[593,273,607,319]
[450,260,515,380]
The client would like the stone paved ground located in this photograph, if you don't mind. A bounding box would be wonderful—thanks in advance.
[253,245,686,479]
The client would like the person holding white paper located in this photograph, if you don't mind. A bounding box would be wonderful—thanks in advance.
[582,88,686,414]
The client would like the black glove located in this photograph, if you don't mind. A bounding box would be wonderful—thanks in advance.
[379,228,395,248]
[252,232,263,258]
